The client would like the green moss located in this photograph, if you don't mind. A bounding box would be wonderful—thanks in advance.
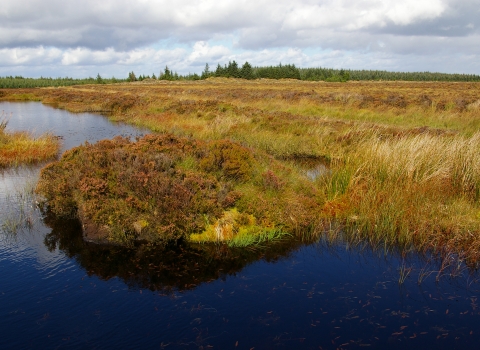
[189,208,290,246]
[190,208,261,242]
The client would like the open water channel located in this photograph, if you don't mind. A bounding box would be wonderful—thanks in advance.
[1,101,480,349]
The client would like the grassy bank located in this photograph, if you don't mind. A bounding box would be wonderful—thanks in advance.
[0,119,60,167]
[4,80,480,262]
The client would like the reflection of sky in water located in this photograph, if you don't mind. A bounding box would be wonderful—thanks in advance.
[1,101,148,151]
[0,166,39,200]
[305,163,330,181]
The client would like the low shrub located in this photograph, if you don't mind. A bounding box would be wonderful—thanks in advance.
[37,135,242,245]
[199,140,255,181]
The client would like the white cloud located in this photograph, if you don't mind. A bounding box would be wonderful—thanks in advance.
[187,41,231,65]
[1,0,475,49]
[0,0,478,76]
[0,43,479,79]
[280,0,446,30]
[0,47,62,66]
[61,47,118,65]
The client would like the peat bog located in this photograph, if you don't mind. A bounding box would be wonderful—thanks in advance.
[0,79,480,348]
[4,80,479,261]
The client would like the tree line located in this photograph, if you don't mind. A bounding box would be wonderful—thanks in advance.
[1,63,479,88]
[0,75,125,88]
[132,62,480,83]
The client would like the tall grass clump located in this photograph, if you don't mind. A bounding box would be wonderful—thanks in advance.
[0,118,60,167]
[0,117,7,131]
[334,132,480,260]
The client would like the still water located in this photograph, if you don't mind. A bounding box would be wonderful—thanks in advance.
[1,102,480,349]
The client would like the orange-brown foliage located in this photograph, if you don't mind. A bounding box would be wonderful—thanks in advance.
[36,134,248,245]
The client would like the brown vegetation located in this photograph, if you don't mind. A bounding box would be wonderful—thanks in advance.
[36,133,322,246]
[4,79,480,262]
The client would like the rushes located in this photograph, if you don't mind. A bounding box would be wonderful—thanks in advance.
[356,131,480,203]
[398,262,412,285]
[0,118,7,131]
[337,131,480,261]
[358,132,480,193]
[227,229,290,248]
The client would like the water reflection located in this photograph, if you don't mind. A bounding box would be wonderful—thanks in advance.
[42,213,304,293]
[0,101,148,152]
[286,156,332,181]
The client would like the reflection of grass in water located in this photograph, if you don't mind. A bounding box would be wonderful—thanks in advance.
[417,262,435,285]
[1,178,41,237]
[227,229,291,248]
[316,226,473,286]
[398,262,412,285]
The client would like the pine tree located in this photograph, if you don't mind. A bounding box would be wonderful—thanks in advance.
[215,64,224,77]
[160,66,174,80]
[201,63,211,79]
[227,61,240,78]
[128,71,137,82]
[240,62,254,80]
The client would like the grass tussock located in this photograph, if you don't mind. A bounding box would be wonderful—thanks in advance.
[5,81,480,262]
[325,132,480,261]
[0,118,60,167]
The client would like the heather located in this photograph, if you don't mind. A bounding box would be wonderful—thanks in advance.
[36,134,322,246]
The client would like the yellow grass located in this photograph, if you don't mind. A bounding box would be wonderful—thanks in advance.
[0,126,60,167]
[332,132,480,259]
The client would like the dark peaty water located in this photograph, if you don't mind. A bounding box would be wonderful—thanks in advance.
[1,102,480,349]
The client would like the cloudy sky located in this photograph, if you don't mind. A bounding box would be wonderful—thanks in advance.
[1,0,479,78]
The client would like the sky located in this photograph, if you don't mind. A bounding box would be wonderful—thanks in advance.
[0,0,479,78]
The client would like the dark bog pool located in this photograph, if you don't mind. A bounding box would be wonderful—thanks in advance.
[1,102,480,349]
